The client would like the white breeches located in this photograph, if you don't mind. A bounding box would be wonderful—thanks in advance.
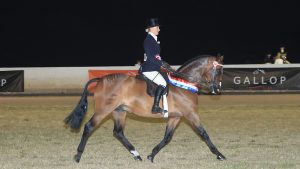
[142,71,167,87]
[142,71,168,116]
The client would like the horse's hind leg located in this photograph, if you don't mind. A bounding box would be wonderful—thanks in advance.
[147,117,181,162]
[74,111,110,163]
[185,112,226,160]
[112,109,142,161]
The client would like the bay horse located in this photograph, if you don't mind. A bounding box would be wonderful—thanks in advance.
[64,55,226,163]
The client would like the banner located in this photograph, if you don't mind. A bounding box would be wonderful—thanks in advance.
[222,68,300,90]
[0,70,24,92]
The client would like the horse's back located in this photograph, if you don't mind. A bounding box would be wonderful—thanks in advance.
[92,74,148,99]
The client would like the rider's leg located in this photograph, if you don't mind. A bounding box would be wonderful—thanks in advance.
[152,85,165,113]
[142,71,167,114]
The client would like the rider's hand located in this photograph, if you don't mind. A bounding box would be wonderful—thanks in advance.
[161,61,175,73]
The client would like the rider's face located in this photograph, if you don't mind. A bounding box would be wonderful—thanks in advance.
[149,26,160,36]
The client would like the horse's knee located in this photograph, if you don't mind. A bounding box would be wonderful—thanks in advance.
[113,117,124,136]
[113,123,124,139]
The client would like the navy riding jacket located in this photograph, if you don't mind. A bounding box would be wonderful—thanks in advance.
[140,34,163,72]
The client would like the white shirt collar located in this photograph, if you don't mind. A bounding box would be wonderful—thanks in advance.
[148,32,158,42]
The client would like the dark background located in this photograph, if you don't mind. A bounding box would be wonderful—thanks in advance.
[1,0,299,67]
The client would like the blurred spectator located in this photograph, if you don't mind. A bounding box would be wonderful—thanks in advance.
[274,46,290,64]
[264,54,273,64]
[135,60,141,66]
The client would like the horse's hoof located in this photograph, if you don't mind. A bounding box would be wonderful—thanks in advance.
[74,154,81,163]
[147,155,154,163]
[134,156,143,161]
[217,154,226,161]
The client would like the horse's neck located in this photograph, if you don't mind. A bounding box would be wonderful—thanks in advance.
[177,64,205,83]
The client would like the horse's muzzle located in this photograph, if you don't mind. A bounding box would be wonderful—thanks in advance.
[210,82,222,95]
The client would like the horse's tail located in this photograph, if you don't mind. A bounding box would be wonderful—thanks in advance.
[64,78,102,130]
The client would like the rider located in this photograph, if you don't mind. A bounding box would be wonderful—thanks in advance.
[139,18,173,115]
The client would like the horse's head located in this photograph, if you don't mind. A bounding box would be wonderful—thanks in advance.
[176,55,224,95]
[202,55,224,95]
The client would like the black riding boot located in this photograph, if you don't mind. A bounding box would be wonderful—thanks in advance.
[152,85,165,114]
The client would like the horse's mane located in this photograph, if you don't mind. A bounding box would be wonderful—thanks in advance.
[103,73,127,82]
[176,54,214,71]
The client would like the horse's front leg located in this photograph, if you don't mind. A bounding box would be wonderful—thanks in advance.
[185,112,226,160]
[195,126,226,160]
[147,116,181,163]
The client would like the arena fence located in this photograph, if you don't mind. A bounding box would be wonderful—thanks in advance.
[1,64,300,95]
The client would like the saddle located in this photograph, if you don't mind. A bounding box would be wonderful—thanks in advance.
[136,73,169,97]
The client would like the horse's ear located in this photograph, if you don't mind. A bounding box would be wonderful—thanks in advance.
[216,55,224,63]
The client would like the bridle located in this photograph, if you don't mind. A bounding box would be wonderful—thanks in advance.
[209,61,224,94]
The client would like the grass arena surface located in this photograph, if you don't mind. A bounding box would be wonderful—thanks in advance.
[0,95,299,169]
